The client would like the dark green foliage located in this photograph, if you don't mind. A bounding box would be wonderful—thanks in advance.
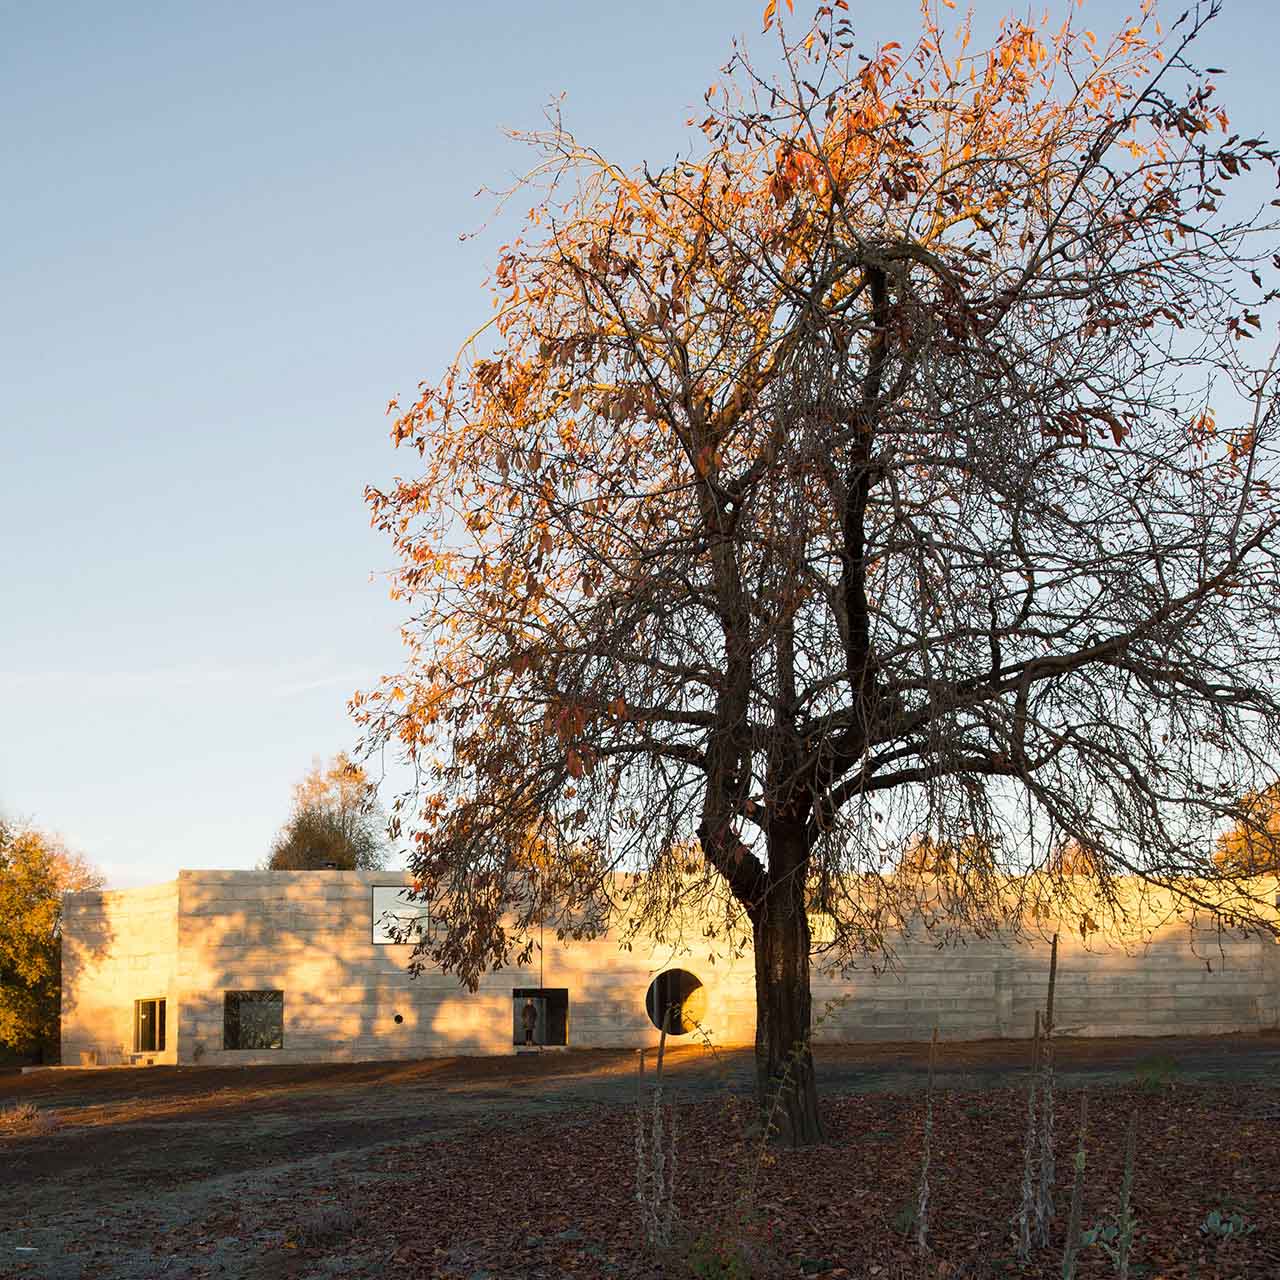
[265,806,386,871]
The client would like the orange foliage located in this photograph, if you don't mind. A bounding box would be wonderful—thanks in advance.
[356,0,1278,997]
[1214,785,1280,875]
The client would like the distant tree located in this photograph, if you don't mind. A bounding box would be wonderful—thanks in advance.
[264,753,390,870]
[1048,840,1104,877]
[1214,784,1280,874]
[898,833,996,877]
[0,820,104,1062]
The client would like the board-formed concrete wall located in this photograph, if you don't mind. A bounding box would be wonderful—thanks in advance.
[812,925,1276,1044]
[60,880,179,1065]
[173,870,758,1065]
[833,877,1280,1042]
[60,870,1280,1065]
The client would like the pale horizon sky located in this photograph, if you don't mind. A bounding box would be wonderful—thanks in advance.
[3,0,1276,889]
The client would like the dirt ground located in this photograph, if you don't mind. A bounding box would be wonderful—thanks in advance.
[1,1033,1277,1279]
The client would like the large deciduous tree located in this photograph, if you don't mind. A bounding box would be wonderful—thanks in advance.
[360,0,1280,1143]
[0,820,104,1062]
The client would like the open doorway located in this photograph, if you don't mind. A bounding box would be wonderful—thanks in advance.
[134,997,166,1054]
[512,988,568,1047]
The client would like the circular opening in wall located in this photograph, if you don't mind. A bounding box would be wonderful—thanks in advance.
[645,969,706,1035]
[393,1013,404,1025]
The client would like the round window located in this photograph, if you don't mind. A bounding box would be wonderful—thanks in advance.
[644,969,706,1035]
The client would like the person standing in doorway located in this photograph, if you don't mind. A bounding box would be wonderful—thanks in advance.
[521,998,538,1046]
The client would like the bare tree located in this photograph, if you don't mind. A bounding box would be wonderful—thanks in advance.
[360,1,1280,1144]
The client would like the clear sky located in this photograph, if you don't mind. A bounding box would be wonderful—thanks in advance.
[3,1,1276,889]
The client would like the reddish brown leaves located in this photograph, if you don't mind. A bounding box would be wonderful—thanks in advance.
[372,1082,1280,1278]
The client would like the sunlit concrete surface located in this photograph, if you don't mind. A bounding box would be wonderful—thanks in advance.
[60,870,1280,1065]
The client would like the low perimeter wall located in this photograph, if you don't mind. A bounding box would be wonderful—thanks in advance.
[60,870,1280,1065]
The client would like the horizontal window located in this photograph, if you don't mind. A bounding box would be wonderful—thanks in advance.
[224,990,283,1050]
[372,885,429,945]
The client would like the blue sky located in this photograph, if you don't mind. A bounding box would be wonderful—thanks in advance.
[3,1,1276,888]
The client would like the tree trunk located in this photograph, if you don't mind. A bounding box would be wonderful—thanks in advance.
[751,848,824,1147]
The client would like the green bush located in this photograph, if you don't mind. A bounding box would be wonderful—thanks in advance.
[1198,1208,1255,1240]
[1133,1055,1178,1092]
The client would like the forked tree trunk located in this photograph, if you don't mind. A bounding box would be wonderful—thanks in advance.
[751,847,824,1147]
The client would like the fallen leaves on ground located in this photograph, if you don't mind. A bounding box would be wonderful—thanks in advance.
[371,1082,1278,1278]
[6,1076,1276,1279]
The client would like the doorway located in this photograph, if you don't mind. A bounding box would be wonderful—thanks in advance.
[134,997,166,1053]
[512,988,568,1046]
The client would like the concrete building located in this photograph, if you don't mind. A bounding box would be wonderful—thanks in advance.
[59,869,1280,1067]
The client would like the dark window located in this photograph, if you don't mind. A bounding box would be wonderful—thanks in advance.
[512,988,569,1046]
[223,990,284,1050]
[134,998,166,1053]
[645,969,705,1035]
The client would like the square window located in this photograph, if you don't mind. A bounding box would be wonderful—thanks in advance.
[372,885,429,945]
[223,991,283,1050]
[134,998,166,1053]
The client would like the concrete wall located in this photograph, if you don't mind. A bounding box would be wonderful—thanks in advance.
[813,925,1273,1043]
[60,880,179,1065]
[59,870,1280,1066]
[173,870,757,1065]
[812,880,1280,1042]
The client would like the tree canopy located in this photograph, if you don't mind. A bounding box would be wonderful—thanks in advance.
[264,753,390,871]
[0,820,104,1061]
[360,0,1280,1143]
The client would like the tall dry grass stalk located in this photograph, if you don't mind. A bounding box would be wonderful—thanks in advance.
[1017,1009,1042,1260]
[1036,933,1060,1248]
[915,1027,938,1255]
[635,1008,677,1249]
[634,1045,647,1209]
[1061,1089,1088,1280]
[1116,1111,1138,1280]
[741,989,856,1211]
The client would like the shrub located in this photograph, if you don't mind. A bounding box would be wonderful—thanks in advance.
[1134,1055,1179,1092]
[283,1203,358,1251]
[1198,1208,1256,1241]
[0,1102,59,1135]
[685,1230,756,1279]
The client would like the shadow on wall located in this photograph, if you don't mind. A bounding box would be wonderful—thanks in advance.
[807,886,1280,1044]
[179,876,503,1064]
[59,901,117,1065]
[175,872,756,1064]
[119,870,1280,1066]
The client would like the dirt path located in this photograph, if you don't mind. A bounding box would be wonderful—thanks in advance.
[2,1033,1276,1279]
